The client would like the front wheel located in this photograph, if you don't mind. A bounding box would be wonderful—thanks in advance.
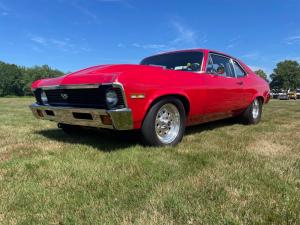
[240,98,262,124]
[141,97,186,146]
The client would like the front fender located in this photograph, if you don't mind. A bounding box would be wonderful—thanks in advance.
[127,88,190,129]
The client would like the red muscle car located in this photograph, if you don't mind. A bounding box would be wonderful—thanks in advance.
[30,49,270,146]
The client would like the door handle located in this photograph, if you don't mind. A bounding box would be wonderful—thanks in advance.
[236,81,243,85]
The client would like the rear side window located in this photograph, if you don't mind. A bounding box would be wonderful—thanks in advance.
[206,54,235,77]
[232,61,246,78]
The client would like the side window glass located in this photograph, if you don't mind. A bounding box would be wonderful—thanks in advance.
[206,54,235,77]
[233,61,246,78]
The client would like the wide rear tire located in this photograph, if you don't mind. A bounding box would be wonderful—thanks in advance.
[241,98,262,124]
[141,97,186,146]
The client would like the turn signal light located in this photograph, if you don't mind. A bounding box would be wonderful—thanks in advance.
[101,115,112,125]
[130,93,145,99]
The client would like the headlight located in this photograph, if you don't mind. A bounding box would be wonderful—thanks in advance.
[106,89,118,108]
[40,90,48,104]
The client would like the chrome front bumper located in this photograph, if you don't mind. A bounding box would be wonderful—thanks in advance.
[29,104,133,130]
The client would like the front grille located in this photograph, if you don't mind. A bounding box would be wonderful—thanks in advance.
[34,85,125,109]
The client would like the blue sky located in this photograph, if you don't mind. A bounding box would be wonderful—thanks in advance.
[0,0,299,74]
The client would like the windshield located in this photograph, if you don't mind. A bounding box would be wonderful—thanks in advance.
[140,51,204,72]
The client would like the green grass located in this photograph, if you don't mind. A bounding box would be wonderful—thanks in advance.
[0,98,300,225]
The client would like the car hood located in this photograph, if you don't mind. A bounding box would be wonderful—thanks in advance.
[32,64,165,89]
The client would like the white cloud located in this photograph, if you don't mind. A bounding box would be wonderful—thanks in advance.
[171,21,197,45]
[30,36,47,45]
[0,2,9,16]
[169,20,207,48]
[72,2,101,24]
[241,52,260,60]
[29,35,90,54]
[250,65,264,71]
[51,39,68,47]
[132,43,167,49]
[117,43,126,48]
[122,20,207,53]
[97,0,135,9]
[285,35,300,44]
[226,36,241,49]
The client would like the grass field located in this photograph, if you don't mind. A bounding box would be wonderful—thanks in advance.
[0,97,299,225]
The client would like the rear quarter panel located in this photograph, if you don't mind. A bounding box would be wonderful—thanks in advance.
[243,72,270,106]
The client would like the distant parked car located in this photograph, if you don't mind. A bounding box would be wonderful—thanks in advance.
[279,91,297,100]
[297,89,300,99]
[270,90,279,99]
[29,49,270,146]
[288,91,297,100]
[278,92,289,100]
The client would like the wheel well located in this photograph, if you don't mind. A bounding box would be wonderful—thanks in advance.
[148,94,190,116]
[256,96,264,105]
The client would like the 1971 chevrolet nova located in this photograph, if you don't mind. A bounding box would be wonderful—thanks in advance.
[30,49,270,146]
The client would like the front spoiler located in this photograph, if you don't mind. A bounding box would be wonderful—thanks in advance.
[29,104,133,130]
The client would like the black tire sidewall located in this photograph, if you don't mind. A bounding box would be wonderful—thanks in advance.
[141,97,186,146]
[243,98,262,124]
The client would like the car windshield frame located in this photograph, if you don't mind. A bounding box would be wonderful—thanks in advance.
[140,51,204,73]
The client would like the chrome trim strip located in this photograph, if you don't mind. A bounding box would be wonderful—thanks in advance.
[31,81,129,110]
[29,103,133,130]
[200,50,205,73]
[231,59,248,77]
[112,82,128,108]
[32,84,102,91]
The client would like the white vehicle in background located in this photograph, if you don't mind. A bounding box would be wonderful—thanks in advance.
[270,89,280,99]
[278,92,289,100]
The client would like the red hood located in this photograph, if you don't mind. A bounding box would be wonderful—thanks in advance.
[32,64,164,89]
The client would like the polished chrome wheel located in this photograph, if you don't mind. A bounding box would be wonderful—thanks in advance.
[252,99,260,119]
[155,103,180,144]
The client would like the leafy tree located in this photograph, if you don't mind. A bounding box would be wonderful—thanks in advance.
[0,61,64,96]
[254,69,268,81]
[271,60,300,90]
[270,73,284,90]
[0,61,24,96]
[20,65,64,95]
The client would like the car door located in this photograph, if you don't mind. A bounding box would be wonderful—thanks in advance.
[202,53,245,116]
[231,59,250,109]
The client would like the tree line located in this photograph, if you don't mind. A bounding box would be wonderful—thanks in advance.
[0,61,64,96]
[0,59,300,97]
[254,60,300,90]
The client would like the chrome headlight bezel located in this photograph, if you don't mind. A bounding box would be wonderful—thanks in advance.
[106,89,118,108]
[40,90,48,105]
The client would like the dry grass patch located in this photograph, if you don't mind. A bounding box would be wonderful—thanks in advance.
[247,138,289,157]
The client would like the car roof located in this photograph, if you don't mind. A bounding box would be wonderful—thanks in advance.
[146,48,237,60]
[143,48,253,74]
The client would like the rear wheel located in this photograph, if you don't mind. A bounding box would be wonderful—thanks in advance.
[241,98,262,124]
[141,97,186,146]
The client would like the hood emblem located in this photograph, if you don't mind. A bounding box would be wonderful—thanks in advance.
[61,93,68,100]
